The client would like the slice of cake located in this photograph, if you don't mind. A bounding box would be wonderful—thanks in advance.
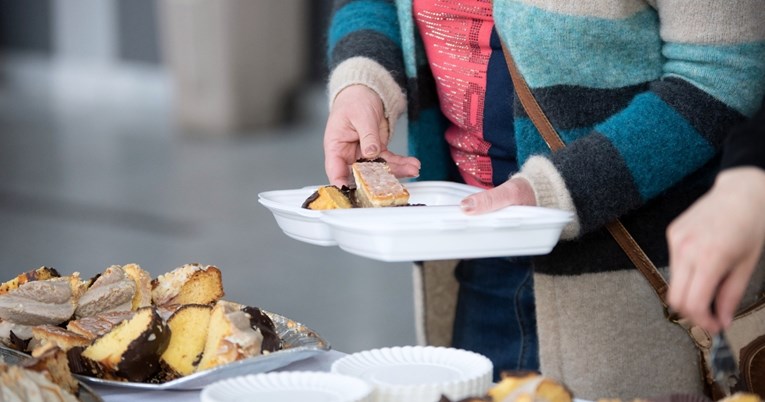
[488,371,573,402]
[196,300,267,372]
[0,363,79,402]
[123,263,153,310]
[30,325,90,353]
[351,158,410,207]
[151,264,224,306]
[302,185,354,210]
[0,267,60,295]
[0,276,79,326]
[79,306,170,382]
[159,304,213,379]
[75,265,137,318]
[21,345,80,396]
[67,310,135,340]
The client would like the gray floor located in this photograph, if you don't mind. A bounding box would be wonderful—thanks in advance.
[0,54,417,353]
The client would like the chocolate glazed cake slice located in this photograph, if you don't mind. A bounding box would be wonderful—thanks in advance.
[77,306,170,382]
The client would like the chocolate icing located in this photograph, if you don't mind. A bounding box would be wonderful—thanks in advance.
[114,307,170,382]
[242,306,282,353]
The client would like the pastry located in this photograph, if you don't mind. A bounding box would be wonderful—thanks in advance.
[0,267,61,295]
[75,265,136,318]
[151,264,224,306]
[488,371,573,402]
[351,158,410,207]
[66,310,135,340]
[0,363,79,402]
[302,185,354,210]
[0,276,80,326]
[30,324,90,353]
[197,300,272,371]
[22,345,80,396]
[123,263,153,310]
[160,303,212,379]
[79,306,170,382]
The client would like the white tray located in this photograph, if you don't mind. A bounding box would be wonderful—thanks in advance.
[259,181,573,262]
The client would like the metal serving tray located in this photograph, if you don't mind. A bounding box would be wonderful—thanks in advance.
[74,310,328,390]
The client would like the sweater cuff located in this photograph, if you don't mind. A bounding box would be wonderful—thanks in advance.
[512,155,582,239]
[328,56,407,138]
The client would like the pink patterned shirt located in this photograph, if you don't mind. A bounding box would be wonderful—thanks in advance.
[413,0,496,189]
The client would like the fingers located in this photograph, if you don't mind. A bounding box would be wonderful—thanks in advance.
[715,266,749,330]
[461,178,536,214]
[324,85,387,185]
[667,220,693,317]
[325,154,352,187]
[683,262,724,334]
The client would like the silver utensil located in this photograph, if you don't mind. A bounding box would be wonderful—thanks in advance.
[710,330,739,395]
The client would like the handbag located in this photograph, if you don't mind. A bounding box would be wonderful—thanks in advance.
[498,39,765,400]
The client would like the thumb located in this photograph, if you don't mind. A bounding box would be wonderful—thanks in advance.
[357,123,383,159]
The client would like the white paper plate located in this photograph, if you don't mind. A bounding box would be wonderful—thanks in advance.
[331,346,492,402]
[200,371,374,402]
[259,181,573,261]
[258,181,481,247]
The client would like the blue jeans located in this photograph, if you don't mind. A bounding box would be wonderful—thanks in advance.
[451,257,538,381]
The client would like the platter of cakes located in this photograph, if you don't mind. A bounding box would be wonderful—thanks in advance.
[259,159,573,261]
[0,264,330,390]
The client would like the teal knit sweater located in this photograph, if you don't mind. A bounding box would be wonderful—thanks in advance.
[327,0,765,275]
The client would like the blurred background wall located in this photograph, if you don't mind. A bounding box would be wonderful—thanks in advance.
[0,0,417,354]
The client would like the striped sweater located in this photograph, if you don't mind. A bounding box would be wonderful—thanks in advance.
[327,0,765,275]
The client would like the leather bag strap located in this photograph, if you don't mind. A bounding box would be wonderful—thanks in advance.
[500,42,674,314]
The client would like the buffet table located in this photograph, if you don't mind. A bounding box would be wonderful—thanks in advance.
[91,350,347,402]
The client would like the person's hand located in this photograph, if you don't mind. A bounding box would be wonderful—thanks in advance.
[460,177,537,214]
[323,84,420,186]
[667,167,765,334]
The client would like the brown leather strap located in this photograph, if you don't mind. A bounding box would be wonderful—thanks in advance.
[500,40,673,313]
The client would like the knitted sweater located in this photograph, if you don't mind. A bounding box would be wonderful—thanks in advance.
[327,0,765,275]
[721,105,765,171]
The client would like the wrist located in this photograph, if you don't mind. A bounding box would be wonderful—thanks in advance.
[715,167,765,201]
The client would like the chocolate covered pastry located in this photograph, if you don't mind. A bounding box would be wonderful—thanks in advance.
[302,185,354,210]
[78,306,170,382]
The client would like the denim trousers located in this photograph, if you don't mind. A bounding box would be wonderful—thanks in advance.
[451,257,538,381]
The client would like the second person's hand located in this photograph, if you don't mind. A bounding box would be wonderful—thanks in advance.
[323,84,420,186]
[460,177,537,214]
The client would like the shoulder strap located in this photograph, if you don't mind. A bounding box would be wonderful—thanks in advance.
[499,42,674,313]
